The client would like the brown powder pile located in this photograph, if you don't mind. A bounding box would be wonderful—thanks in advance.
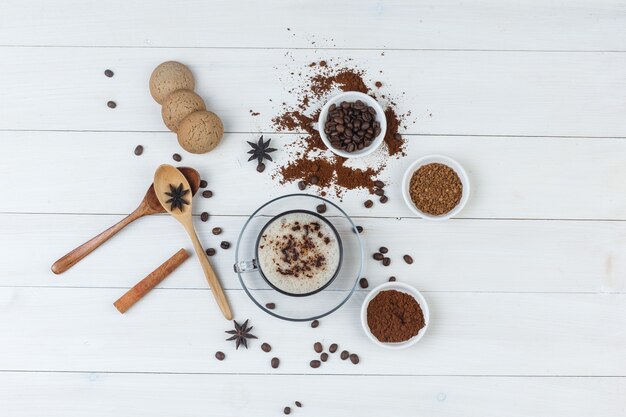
[409,163,463,215]
[367,289,425,343]
[271,60,408,197]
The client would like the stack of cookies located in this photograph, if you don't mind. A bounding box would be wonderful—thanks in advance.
[150,61,224,154]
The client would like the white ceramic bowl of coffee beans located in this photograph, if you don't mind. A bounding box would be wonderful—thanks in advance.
[318,91,387,158]
[360,282,430,350]
[402,154,470,221]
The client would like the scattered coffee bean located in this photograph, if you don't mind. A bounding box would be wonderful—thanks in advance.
[380,195,389,204]
[389,276,396,282]
[374,180,385,188]
[320,352,329,362]
[314,342,323,353]
[374,188,385,196]
[220,241,231,249]
[364,200,373,208]
[310,360,321,368]
[316,204,327,214]
[199,180,208,188]
[107,100,117,109]
[310,175,319,185]
[298,181,307,190]
[295,401,302,408]
[133,145,143,156]
[340,350,349,360]
[359,278,369,288]
[202,190,213,198]
[262,343,272,352]
[104,69,114,78]
[200,212,209,222]
[403,255,414,264]
[382,257,391,266]
[284,406,291,415]
[212,227,222,235]
[205,248,216,256]
[271,357,280,369]
[373,253,384,261]
[215,351,225,361]
[324,100,382,153]
[395,133,402,140]
[350,353,360,364]
[356,225,363,233]
[329,343,338,353]
[311,320,319,328]
[379,246,388,254]
[265,303,275,310]
[172,153,182,162]
[256,163,265,173]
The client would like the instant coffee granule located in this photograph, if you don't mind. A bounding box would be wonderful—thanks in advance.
[409,163,462,216]
[367,289,425,343]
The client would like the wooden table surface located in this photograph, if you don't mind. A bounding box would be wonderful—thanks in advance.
[1,1,625,416]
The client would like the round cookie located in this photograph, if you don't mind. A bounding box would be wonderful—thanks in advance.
[161,90,206,132]
[177,111,224,154]
[149,61,195,104]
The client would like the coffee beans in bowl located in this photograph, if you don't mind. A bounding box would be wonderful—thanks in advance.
[401,155,470,221]
[360,282,429,349]
[318,91,387,158]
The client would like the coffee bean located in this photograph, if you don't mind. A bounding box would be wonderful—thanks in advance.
[320,352,329,362]
[373,253,384,261]
[316,204,327,214]
[329,343,338,353]
[172,153,182,162]
[311,320,319,328]
[205,248,216,256]
[298,181,307,190]
[340,350,349,360]
[262,343,272,352]
[395,133,402,140]
[364,200,373,208]
[134,145,143,156]
[389,276,396,282]
[265,303,275,310]
[379,246,388,254]
[198,180,207,188]
[295,401,302,408]
[374,188,385,196]
[325,101,381,153]
[220,241,231,249]
[271,357,280,369]
[200,212,209,222]
[382,257,391,266]
[310,175,319,185]
[256,163,265,173]
[380,195,389,204]
[350,353,360,364]
[359,278,369,288]
[403,255,414,264]
[356,225,363,233]
[104,69,114,78]
[202,190,213,198]
[107,100,117,108]
[314,342,323,353]
[284,407,291,415]
[212,227,222,235]
[215,351,225,361]
[310,360,321,368]
[374,180,385,188]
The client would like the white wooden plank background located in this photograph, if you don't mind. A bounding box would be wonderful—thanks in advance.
[1,1,625,416]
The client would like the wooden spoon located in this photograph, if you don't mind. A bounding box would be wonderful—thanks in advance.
[51,167,201,275]
[153,164,232,320]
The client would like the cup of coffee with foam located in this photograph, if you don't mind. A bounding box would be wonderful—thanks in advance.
[234,209,343,296]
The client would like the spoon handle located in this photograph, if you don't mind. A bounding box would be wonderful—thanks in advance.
[184,223,233,320]
[51,209,143,274]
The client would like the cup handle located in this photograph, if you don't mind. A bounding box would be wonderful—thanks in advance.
[234,259,258,273]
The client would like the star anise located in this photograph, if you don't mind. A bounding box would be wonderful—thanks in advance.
[164,183,190,212]
[225,319,258,349]
[247,135,277,166]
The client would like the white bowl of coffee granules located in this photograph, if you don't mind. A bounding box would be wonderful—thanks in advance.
[318,91,387,158]
[360,282,429,349]
[402,154,470,221]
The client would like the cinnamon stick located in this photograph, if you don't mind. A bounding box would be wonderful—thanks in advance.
[114,248,189,314]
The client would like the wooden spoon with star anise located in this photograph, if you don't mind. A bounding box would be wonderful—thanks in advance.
[153,164,232,320]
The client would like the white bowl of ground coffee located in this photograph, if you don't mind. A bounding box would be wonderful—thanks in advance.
[402,154,470,221]
[360,282,429,349]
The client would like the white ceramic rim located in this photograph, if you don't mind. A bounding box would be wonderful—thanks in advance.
[317,91,387,158]
[401,154,470,221]
[360,282,430,350]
